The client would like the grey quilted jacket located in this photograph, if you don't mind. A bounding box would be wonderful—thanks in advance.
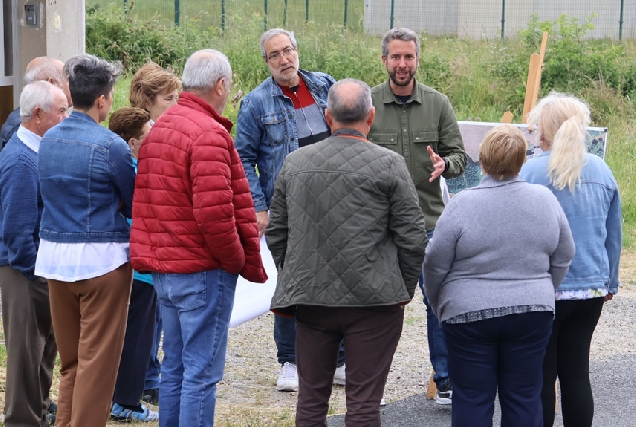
[266,131,428,310]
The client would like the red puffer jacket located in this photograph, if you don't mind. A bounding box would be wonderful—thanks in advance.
[130,92,267,283]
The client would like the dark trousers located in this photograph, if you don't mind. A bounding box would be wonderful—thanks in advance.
[0,267,57,427]
[113,279,158,406]
[275,313,346,366]
[443,312,553,427]
[542,297,604,427]
[145,303,162,391]
[295,305,404,427]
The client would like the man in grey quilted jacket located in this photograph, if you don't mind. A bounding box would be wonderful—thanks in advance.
[266,78,428,427]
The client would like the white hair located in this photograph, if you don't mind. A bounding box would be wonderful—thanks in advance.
[259,28,298,58]
[528,92,590,192]
[24,58,64,85]
[19,80,64,122]
[181,49,232,93]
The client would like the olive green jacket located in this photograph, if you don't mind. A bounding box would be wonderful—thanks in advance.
[266,132,427,310]
[369,80,467,230]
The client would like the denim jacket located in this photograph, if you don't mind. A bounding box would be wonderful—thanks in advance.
[235,69,335,212]
[520,152,622,294]
[39,111,135,243]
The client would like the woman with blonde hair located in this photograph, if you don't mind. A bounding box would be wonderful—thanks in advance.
[520,92,622,427]
[425,125,574,426]
[130,62,181,123]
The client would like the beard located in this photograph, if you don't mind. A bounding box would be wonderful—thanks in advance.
[389,69,415,87]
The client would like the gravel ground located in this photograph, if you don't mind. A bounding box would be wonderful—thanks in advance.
[3,254,634,427]
[216,251,636,426]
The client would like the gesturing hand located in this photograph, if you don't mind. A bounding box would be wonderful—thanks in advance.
[427,146,446,182]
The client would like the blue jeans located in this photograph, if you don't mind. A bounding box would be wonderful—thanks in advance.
[152,269,237,427]
[275,314,346,366]
[145,304,162,391]
[419,229,449,387]
[443,312,553,427]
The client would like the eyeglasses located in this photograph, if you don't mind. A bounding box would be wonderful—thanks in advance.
[266,46,297,62]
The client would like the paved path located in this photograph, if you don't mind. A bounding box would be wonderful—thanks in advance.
[328,355,636,426]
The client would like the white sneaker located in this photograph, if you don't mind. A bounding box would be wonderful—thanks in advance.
[380,398,386,407]
[277,362,299,391]
[333,364,346,386]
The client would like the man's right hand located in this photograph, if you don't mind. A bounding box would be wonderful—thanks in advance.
[256,211,269,238]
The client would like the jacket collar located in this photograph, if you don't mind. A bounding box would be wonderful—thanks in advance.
[380,78,423,105]
[478,174,523,188]
[177,92,233,133]
[269,69,321,98]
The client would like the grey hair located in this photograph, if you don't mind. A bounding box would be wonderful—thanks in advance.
[24,57,64,85]
[182,49,232,93]
[382,28,420,59]
[327,78,372,125]
[64,54,123,109]
[259,28,298,58]
[19,80,63,122]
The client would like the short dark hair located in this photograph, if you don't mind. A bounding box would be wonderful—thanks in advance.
[326,78,372,125]
[64,54,123,109]
[382,28,420,59]
[108,107,150,143]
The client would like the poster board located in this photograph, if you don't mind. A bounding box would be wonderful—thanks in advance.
[229,237,277,328]
[446,121,608,195]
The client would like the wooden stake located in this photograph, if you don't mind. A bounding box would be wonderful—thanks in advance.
[522,32,548,124]
[501,111,514,123]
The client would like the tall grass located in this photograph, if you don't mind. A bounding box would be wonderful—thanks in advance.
[91,5,636,247]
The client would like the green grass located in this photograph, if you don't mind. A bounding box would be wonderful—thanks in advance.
[95,6,636,247]
[86,0,366,32]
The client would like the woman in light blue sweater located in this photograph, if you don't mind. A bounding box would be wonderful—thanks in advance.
[424,124,575,427]
[520,92,622,427]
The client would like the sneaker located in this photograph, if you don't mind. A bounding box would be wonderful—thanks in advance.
[277,362,299,391]
[46,412,56,426]
[333,364,346,386]
[47,400,57,426]
[380,398,386,407]
[435,382,453,405]
[141,388,159,406]
[110,402,159,422]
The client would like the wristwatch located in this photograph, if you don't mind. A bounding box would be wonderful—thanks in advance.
[443,158,449,173]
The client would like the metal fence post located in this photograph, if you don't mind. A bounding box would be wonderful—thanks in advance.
[284,0,288,27]
[123,0,128,14]
[306,0,309,23]
[344,0,348,28]
[264,0,268,30]
[619,0,625,40]
[175,0,180,26]
[501,0,506,40]
[390,0,395,29]
[222,0,226,32]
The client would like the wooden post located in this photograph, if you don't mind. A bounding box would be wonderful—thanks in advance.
[522,32,548,124]
[500,111,514,123]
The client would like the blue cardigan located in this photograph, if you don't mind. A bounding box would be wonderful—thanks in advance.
[0,133,42,278]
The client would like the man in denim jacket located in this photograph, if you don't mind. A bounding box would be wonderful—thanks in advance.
[235,28,345,392]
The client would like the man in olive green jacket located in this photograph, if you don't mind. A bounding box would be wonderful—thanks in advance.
[266,78,427,427]
[368,27,467,405]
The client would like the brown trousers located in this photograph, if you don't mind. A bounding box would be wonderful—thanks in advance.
[295,304,404,427]
[0,267,57,427]
[48,262,132,427]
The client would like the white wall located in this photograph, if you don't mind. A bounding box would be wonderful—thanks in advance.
[365,0,636,40]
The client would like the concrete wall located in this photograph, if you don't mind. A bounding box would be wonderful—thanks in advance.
[365,0,636,40]
[1,0,85,110]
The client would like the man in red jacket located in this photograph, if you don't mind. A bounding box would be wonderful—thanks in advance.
[130,49,267,427]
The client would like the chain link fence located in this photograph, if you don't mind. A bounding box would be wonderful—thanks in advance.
[88,0,636,39]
